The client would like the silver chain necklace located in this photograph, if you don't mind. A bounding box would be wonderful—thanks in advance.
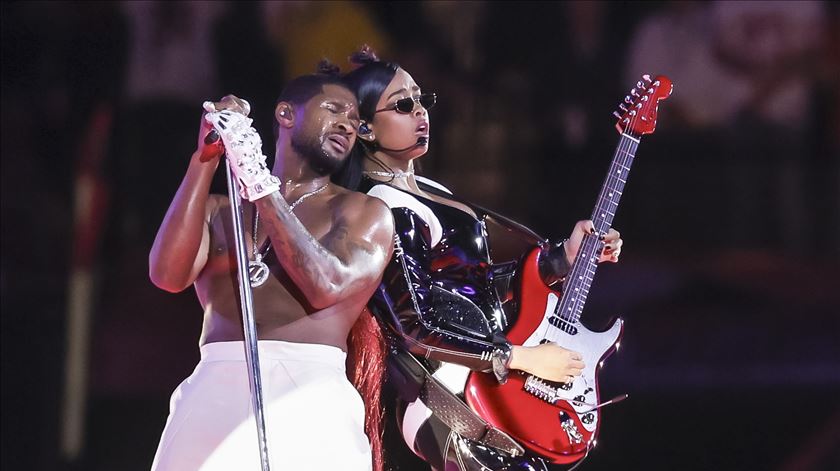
[363,168,415,180]
[248,183,329,287]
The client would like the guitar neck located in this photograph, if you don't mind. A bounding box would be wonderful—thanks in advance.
[556,133,639,323]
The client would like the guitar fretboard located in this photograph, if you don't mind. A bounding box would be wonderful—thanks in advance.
[554,134,639,324]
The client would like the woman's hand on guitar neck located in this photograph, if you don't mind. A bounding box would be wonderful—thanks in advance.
[509,343,585,383]
[565,220,623,266]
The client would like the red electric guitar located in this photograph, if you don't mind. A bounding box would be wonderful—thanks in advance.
[464,75,673,464]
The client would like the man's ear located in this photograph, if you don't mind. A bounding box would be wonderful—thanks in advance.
[357,121,375,142]
[275,102,294,129]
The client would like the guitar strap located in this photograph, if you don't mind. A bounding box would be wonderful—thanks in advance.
[415,180,548,244]
[390,348,525,457]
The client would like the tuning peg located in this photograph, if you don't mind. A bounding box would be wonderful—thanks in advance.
[624,96,633,104]
[613,111,622,119]
[642,74,652,83]
[629,110,637,116]
[636,80,644,89]
[631,89,640,97]
[619,104,628,112]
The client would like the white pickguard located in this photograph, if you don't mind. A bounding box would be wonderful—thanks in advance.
[521,292,623,432]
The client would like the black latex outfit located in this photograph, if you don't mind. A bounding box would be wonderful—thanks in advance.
[363,177,571,471]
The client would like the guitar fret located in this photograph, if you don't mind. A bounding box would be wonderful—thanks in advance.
[621,133,639,143]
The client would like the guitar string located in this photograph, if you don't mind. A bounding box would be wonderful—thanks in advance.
[564,85,645,327]
[569,137,636,325]
[553,123,636,327]
[553,134,637,334]
[548,80,651,342]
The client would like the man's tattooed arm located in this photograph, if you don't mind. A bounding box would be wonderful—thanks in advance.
[255,190,394,309]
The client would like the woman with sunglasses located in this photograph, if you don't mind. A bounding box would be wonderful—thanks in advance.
[334,47,623,471]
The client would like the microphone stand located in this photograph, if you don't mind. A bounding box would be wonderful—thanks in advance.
[224,161,272,471]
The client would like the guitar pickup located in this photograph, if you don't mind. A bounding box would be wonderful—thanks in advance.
[549,316,579,335]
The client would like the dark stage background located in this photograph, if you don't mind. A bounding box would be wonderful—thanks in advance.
[2,1,839,470]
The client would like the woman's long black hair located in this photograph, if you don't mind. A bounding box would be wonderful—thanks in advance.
[335,48,400,471]
[331,46,399,191]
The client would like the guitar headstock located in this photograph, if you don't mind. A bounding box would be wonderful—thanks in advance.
[613,75,673,137]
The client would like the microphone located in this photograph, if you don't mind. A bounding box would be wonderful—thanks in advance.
[378,136,428,153]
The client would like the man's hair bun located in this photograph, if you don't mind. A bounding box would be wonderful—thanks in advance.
[317,59,341,76]
[349,44,380,66]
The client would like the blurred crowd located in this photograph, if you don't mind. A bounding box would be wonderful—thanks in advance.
[2,1,838,470]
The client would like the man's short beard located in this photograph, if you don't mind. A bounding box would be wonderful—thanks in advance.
[290,130,343,176]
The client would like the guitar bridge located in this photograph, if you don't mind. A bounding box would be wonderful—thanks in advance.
[524,375,563,403]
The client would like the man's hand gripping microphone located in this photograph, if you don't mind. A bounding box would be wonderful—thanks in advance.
[202,99,280,201]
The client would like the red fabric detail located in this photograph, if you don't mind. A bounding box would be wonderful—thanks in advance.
[346,309,386,471]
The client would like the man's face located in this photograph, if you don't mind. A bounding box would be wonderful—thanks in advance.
[290,84,360,175]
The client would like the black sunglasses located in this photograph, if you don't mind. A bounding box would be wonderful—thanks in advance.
[375,93,437,114]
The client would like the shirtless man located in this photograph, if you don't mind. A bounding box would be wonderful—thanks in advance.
[147,68,394,470]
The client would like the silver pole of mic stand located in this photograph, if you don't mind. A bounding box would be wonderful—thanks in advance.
[225,163,272,471]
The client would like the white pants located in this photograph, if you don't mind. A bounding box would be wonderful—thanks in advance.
[151,341,371,470]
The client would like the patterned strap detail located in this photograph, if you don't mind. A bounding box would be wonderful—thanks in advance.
[402,351,524,457]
